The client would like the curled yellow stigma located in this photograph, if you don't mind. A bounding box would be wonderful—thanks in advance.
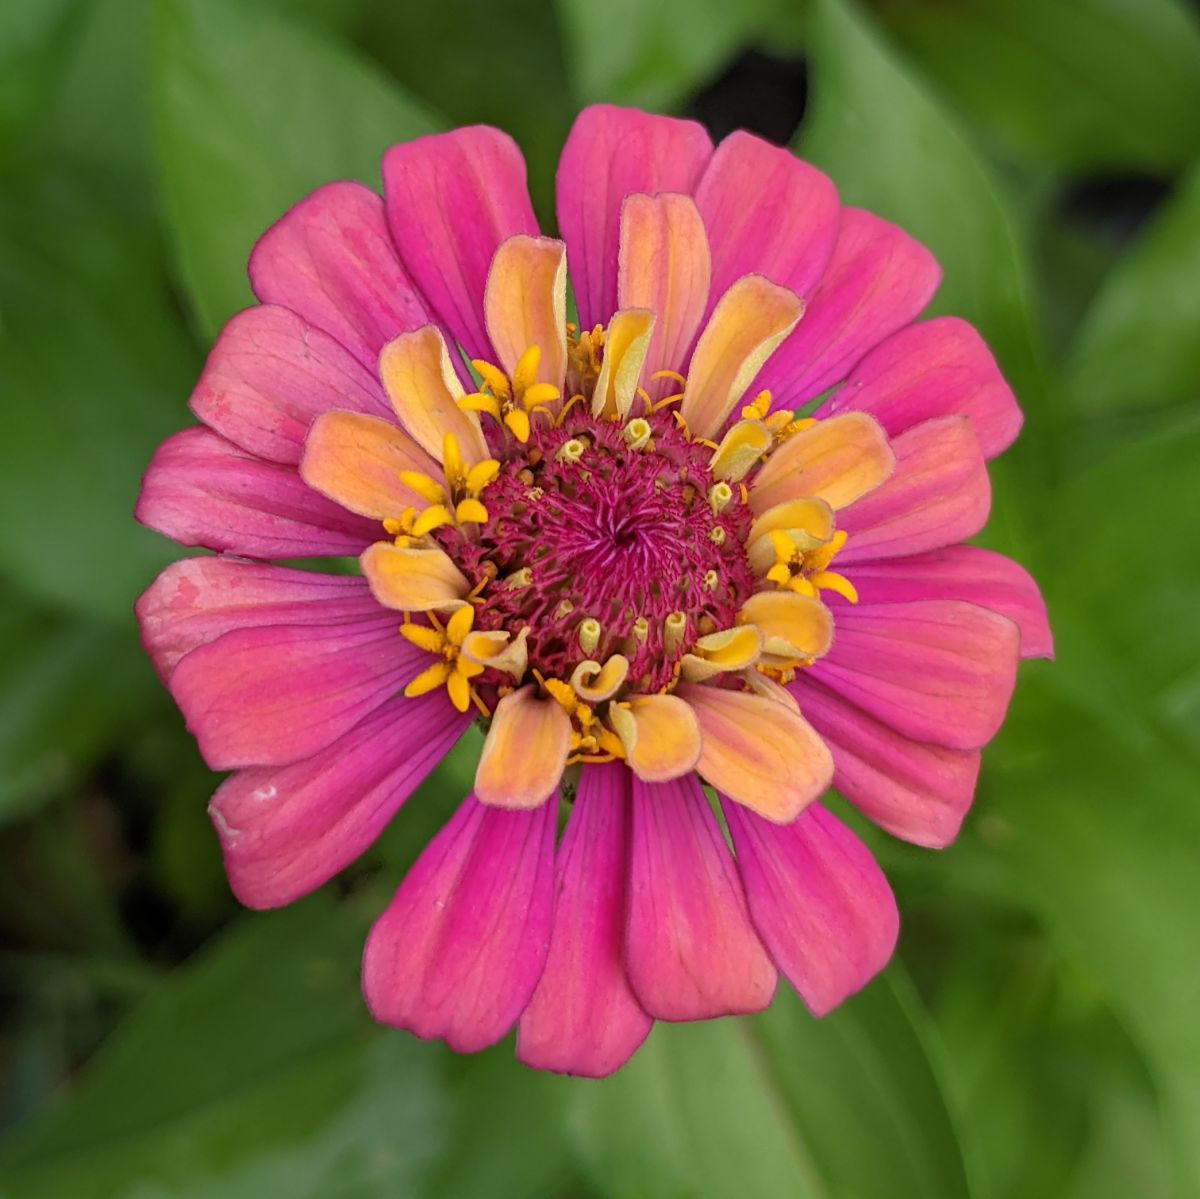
[459,345,560,443]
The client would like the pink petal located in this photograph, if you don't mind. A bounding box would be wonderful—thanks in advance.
[557,104,712,330]
[248,181,432,369]
[210,690,471,909]
[695,132,839,321]
[723,800,898,1016]
[753,208,941,409]
[135,427,379,559]
[837,416,990,564]
[845,546,1053,660]
[363,793,557,1053]
[383,127,539,361]
[136,557,382,681]
[518,763,652,1077]
[189,305,389,466]
[792,674,981,849]
[168,616,420,770]
[818,316,1023,460]
[809,599,1020,751]
[626,773,776,1021]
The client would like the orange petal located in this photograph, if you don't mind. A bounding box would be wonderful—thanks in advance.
[679,625,763,682]
[300,410,438,518]
[592,308,655,419]
[485,236,568,391]
[678,683,833,823]
[475,685,571,809]
[379,326,489,466]
[617,194,711,396]
[680,275,803,440]
[360,542,470,611]
[739,591,834,662]
[615,694,702,782]
[747,497,836,547]
[751,412,895,514]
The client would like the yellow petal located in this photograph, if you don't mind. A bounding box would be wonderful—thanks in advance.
[475,685,571,809]
[399,622,446,653]
[458,392,501,418]
[522,382,561,409]
[750,412,895,514]
[617,194,711,396]
[396,470,447,506]
[300,410,438,519]
[404,660,451,698]
[445,602,475,645]
[454,497,489,525]
[679,625,763,682]
[484,236,568,394]
[811,570,859,603]
[570,655,629,702]
[709,418,772,481]
[616,694,702,782]
[591,307,655,419]
[360,542,470,612]
[677,684,833,823]
[465,459,501,494]
[680,275,803,440]
[411,504,453,537]
[739,591,834,663]
[446,669,472,713]
[504,408,531,443]
[379,326,490,466]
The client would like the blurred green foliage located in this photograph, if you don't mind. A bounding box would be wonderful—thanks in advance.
[1,0,1198,1195]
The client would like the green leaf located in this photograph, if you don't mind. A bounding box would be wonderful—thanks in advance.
[986,685,1200,1196]
[0,0,81,163]
[151,0,443,338]
[1065,160,1200,419]
[0,896,575,1199]
[568,975,974,1199]
[0,166,199,623]
[1043,408,1200,738]
[798,0,1053,556]
[0,605,160,824]
[882,0,1200,174]
[357,0,575,224]
[554,0,802,113]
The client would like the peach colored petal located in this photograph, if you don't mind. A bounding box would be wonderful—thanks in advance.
[681,275,803,440]
[591,307,655,419]
[615,694,702,782]
[299,410,437,519]
[360,542,470,611]
[678,683,833,823]
[739,591,834,662]
[617,193,711,396]
[751,412,895,514]
[379,326,489,465]
[475,685,571,809]
[484,235,568,390]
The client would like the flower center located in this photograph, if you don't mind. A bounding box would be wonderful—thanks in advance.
[446,410,758,693]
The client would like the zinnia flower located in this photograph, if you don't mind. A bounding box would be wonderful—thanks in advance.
[136,105,1051,1077]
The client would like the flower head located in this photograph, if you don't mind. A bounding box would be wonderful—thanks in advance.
[136,105,1051,1076]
